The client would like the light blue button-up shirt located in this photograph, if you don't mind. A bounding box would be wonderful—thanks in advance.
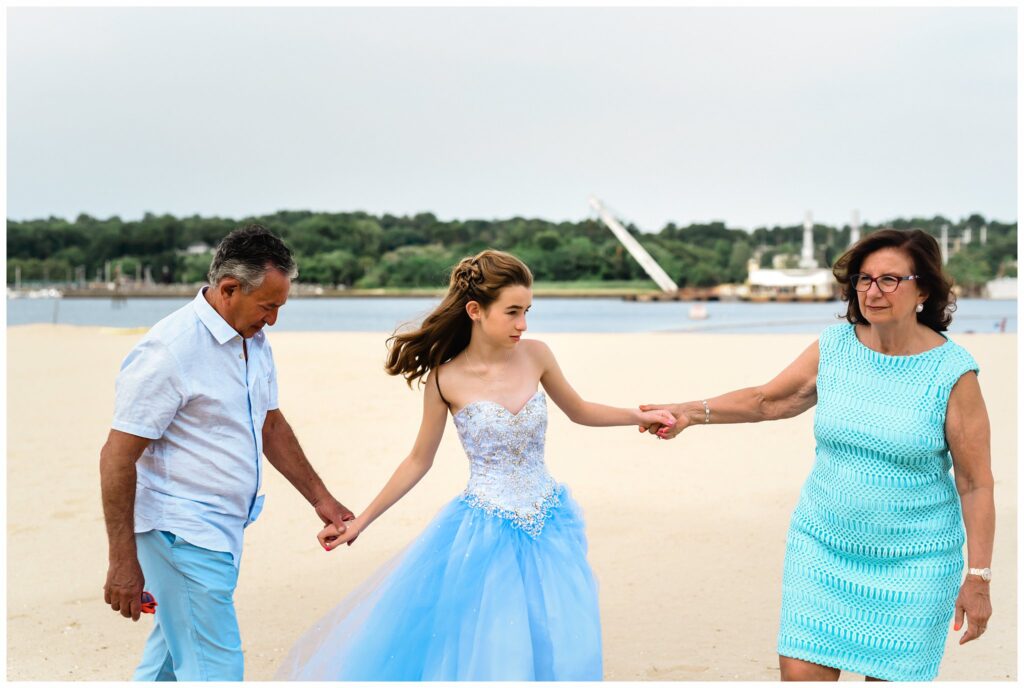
[112,288,277,566]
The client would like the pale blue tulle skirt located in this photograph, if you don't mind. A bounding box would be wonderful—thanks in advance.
[276,485,602,681]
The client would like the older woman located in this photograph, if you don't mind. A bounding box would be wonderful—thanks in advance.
[643,229,994,681]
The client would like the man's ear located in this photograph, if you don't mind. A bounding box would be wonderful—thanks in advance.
[218,277,241,300]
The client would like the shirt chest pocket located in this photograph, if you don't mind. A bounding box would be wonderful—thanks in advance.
[250,371,273,422]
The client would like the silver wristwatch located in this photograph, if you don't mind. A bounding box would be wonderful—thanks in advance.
[967,567,992,581]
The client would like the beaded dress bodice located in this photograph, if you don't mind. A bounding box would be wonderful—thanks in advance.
[452,390,559,538]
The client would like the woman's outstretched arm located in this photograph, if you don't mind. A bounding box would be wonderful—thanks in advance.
[320,370,449,550]
[641,340,820,440]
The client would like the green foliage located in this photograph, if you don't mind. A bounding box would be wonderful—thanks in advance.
[534,230,562,252]
[7,257,74,284]
[298,250,364,287]
[946,249,994,290]
[358,244,454,288]
[180,252,214,283]
[727,241,753,282]
[6,212,1017,289]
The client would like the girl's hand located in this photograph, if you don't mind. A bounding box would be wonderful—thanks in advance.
[638,403,690,440]
[319,517,364,551]
[638,408,677,438]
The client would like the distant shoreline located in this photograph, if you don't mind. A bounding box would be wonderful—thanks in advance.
[55,288,663,300]
[10,280,666,298]
[9,282,1012,302]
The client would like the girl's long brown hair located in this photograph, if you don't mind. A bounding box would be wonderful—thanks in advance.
[386,249,533,386]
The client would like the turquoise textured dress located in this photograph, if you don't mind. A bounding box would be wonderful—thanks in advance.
[778,323,979,681]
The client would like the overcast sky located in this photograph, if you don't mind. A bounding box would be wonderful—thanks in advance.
[6,6,1017,231]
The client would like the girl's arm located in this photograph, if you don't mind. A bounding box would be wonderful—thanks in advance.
[641,340,820,440]
[530,340,675,428]
[321,370,449,550]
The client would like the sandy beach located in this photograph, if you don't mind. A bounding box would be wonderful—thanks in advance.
[6,325,1016,681]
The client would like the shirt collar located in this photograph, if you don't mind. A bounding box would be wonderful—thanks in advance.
[193,287,241,345]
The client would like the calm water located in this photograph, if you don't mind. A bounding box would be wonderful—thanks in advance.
[6,296,1017,334]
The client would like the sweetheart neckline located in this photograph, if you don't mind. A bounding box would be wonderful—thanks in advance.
[452,389,545,420]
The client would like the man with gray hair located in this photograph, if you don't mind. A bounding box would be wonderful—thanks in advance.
[99,224,353,680]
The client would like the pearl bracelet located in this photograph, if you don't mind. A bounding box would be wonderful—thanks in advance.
[701,399,710,424]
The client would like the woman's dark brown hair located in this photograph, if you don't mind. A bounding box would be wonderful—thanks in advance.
[832,228,955,332]
[385,249,533,386]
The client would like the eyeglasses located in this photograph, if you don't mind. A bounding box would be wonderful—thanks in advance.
[849,273,919,293]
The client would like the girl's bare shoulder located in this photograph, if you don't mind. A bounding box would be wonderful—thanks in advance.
[519,337,551,354]
[519,339,557,372]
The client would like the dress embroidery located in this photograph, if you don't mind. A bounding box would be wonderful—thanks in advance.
[453,391,559,538]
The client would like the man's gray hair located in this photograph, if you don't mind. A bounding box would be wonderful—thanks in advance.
[207,224,298,293]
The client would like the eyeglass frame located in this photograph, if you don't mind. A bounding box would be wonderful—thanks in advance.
[849,273,920,293]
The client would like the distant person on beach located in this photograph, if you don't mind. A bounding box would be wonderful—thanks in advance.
[99,225,354,681]
[275,249,676,680]
[641,229,994,681]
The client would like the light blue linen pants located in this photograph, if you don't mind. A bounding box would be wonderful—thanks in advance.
[133,530,242,681]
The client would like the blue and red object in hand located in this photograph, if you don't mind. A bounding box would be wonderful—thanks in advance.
[140,591,158,614]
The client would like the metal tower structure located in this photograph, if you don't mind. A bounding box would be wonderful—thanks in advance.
[588,197,678,294]
[799,211,818,268]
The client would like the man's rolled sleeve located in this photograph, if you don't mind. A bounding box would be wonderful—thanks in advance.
[112,340,188,440]
[267,344,279,411]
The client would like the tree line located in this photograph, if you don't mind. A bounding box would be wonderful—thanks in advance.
[6,210,1017,291]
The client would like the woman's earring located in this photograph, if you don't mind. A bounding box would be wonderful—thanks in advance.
[915,303,924,313]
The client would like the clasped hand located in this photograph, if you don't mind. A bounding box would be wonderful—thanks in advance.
[313,494,358,551]
[637,403,688,439]
[320,518,364,551]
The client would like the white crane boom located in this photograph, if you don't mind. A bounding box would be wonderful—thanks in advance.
[588,197,678,294]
